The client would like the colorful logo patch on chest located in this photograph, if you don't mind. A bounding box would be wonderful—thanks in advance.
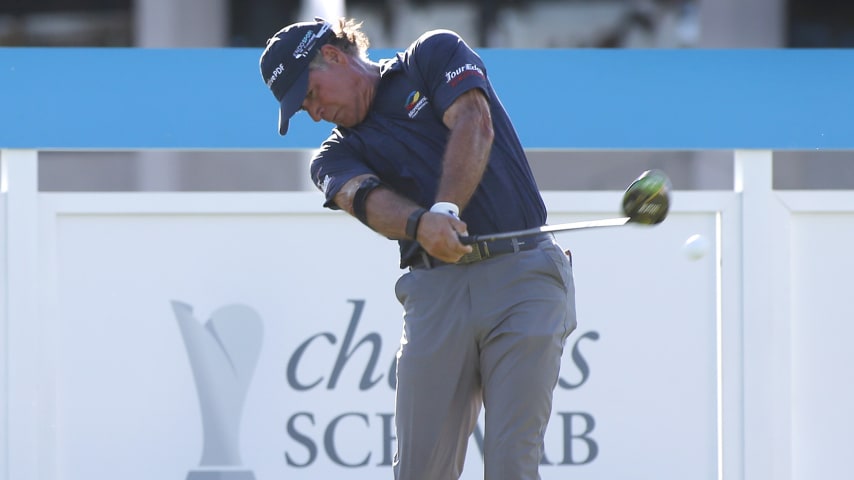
[405,90,429,119]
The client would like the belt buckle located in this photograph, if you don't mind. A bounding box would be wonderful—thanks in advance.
[457,242,485,264]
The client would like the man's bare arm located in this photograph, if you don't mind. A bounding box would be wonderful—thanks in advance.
[334,173,418,240]
[333,174,471,263]
[435,88,495,210]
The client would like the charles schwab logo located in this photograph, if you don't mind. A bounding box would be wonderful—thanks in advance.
[284,299,601,470]
[173,301,263,480]
[444,63,485,87]
[172,297,601,475]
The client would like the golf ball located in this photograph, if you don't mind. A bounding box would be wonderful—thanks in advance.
[682,234,709,260]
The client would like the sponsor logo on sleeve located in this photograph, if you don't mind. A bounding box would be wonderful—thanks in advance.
[444,63,485,87]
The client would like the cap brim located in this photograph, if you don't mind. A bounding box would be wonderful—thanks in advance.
[277,67,310,136]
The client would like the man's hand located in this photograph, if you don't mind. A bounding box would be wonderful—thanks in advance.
[415,211,472,263]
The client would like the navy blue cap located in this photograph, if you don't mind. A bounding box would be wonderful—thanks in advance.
[259,18,334,135]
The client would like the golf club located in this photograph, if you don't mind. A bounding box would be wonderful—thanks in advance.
[459,169,670,245]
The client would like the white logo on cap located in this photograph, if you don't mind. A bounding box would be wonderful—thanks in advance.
[266,63,285,87]
[319,175,332,194]
[293,22,332,59]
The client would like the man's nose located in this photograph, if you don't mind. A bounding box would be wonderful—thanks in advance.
[303,99,322,122]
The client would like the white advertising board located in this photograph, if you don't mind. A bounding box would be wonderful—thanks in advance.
[0,192,6,477]
[790,211,854,479]
[30,192,723,479]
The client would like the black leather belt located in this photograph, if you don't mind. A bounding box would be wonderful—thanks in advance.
[408,233,551,270]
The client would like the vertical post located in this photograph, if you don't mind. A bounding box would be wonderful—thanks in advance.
[698,0,785,47]
[1,149,41,480]
[133,0,229,191]
[0,151,5,480]
[734,150,791,480]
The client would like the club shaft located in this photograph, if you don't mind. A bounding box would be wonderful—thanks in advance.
[459,217,631,244]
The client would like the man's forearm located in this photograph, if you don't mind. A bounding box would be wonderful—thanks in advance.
[436,90,495,211]
[334,175,419,239]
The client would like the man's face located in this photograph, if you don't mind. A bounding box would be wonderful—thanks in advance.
[300,47,368,128]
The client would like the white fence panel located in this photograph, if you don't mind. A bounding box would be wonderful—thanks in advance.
[2,150,41,480]
[782,193,854,479]
[736,153,794,480]
[540,190,738,480]
[6,189,732,480]
[5,156,854,480]
[0,191,6,480]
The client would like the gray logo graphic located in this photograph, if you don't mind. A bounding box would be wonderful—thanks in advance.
[172,301,264,480]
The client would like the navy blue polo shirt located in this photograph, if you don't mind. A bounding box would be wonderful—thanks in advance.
[309,30,546,266]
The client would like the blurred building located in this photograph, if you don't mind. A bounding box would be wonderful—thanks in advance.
[2,0,853,191]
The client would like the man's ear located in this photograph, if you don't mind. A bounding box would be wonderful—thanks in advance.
[320,44,345,64]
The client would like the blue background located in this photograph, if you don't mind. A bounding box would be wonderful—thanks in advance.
[1,48,853,150]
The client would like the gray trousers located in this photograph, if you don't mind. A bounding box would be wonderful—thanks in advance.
[392,236,576,480]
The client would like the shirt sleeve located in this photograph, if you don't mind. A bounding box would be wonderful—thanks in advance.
[411,30,490,117]
[309,131,375,210]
